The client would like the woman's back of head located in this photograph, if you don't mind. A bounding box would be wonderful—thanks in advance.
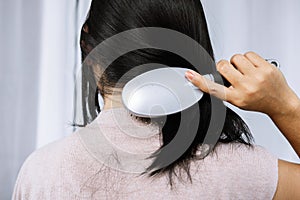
[81,0,213,90]
[79,0,253,186]
[84,0,213,55]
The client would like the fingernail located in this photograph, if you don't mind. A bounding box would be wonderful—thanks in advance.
[185,71,195,81]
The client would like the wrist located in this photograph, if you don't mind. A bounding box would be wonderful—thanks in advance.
[269,92,300,120]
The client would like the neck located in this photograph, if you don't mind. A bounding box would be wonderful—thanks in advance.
[103,93,124,110]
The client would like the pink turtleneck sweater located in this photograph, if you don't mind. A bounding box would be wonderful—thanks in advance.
[13,108,278,199]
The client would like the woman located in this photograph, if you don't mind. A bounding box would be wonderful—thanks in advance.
[13,0,300,199]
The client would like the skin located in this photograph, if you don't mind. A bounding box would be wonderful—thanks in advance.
[185,52,300,199]
[103,92,123,110]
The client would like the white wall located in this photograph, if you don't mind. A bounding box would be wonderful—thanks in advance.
[36,0,92,148]
[202,0,300,163]
[0,0,92,198]
[0,0,43,198]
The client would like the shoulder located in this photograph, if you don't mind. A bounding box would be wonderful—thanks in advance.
[15,120,103,178]
[214,143,277,163]
[213,143,278,180]
[12,129,101,199]
[19,132,84,173]
[194,143,278,199]
[14,133,82,181]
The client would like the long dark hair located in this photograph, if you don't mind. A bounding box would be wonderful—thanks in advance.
[79,0,253,186]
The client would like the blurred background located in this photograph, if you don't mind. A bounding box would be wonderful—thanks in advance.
[0,0,299,199]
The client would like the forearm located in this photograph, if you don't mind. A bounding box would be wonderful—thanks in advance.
[269,95,300,157]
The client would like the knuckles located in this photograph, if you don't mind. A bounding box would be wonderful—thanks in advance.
[244,51,256,59]
[257,65,276,81]
[216,60,229,72]
[230,54,244,64]
[264,67,276,77]
[207,86,218,95]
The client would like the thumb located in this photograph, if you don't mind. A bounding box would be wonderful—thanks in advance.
[185,70,210,93]
[185,70,228,101]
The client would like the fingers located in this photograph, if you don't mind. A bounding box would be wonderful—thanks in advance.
[185,51,275,104]
[244,51,268,68]
[216,60,243,86]
[230,54,255,75]
[185,70,230,101]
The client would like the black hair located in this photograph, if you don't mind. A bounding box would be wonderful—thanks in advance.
[79,0,253,186]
